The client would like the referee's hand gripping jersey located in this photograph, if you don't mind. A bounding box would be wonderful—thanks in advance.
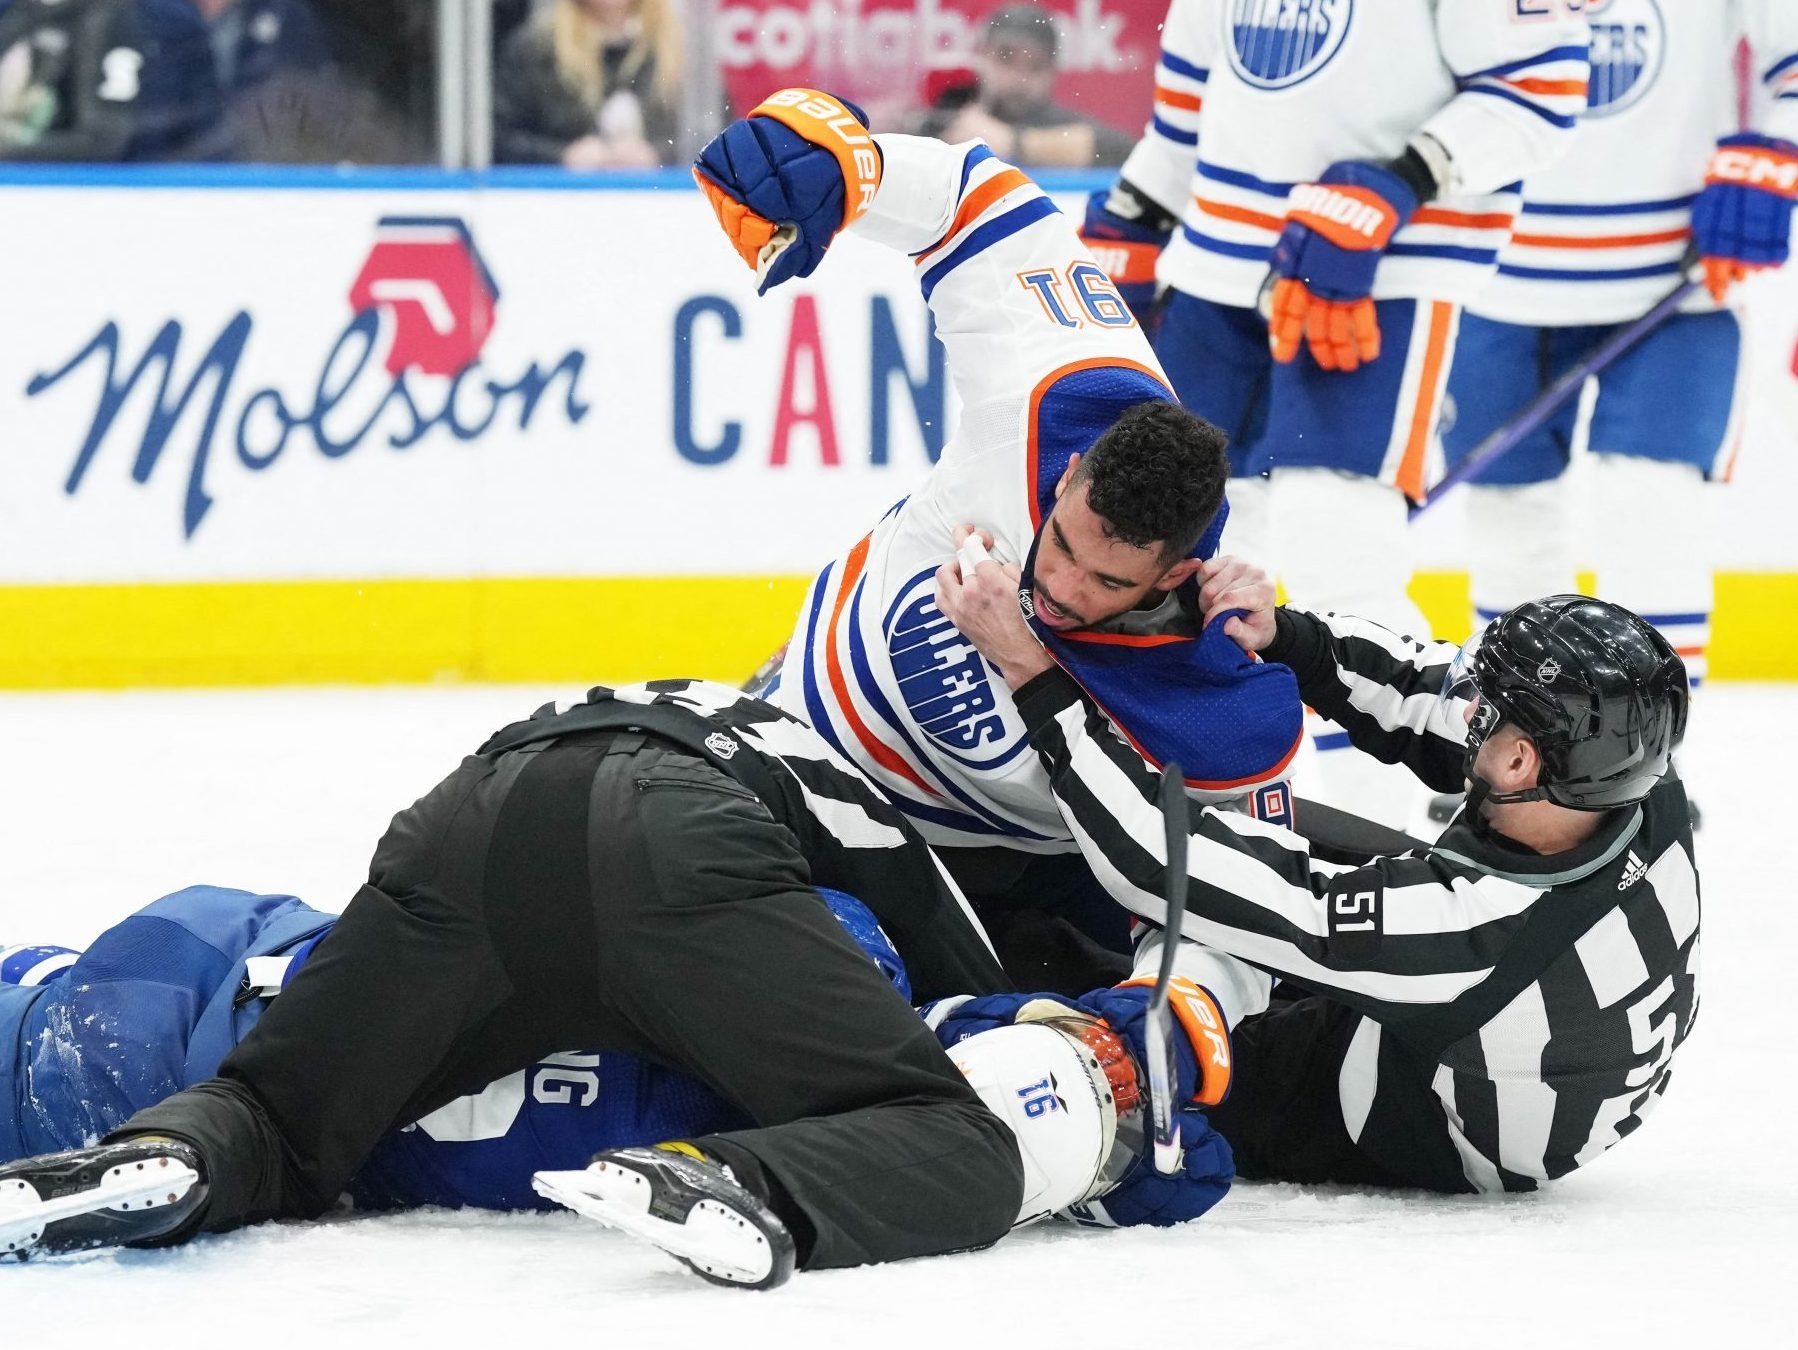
[954,565,1696,1193]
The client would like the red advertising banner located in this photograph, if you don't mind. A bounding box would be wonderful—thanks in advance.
[713,0,1166,134]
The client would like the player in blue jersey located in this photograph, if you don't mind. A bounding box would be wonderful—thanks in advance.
[0,883,895,1212]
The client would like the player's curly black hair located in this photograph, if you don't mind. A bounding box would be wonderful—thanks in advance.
[1070,402,1229,562]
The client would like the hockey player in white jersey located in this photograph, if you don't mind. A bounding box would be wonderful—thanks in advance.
[1078,0,1590,827]
[692,89,1307,984]
[1441,1,1798,726]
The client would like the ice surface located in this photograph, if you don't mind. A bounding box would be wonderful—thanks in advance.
[1,683,1793,1345]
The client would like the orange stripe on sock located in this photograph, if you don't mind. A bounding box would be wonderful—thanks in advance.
[915,167,1032,264]
[1396,303,1455,503]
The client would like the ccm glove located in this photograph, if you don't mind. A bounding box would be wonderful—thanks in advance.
[1692,133,1798,302]
[693,88,883,294]
[1266,159,1419,372]
[1078,181,1176,323]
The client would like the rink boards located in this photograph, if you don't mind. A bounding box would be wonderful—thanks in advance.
[1,167,1794,687]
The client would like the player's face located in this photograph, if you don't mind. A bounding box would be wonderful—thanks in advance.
[1032,483,1178,631]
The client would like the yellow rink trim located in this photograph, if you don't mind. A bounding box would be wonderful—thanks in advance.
[1,571,1794,688]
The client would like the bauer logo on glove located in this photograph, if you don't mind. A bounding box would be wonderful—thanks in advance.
[692,88,883,294]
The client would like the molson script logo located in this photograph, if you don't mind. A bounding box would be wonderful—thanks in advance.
[1226,0,1353,91]
[1583,0,1664,118]
[28,216,590,539]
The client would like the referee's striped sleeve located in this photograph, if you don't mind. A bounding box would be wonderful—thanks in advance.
[1014,667,1546,1024]
[1265,606,1470,792]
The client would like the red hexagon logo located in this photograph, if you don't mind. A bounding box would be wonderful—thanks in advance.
[348,216,500,377]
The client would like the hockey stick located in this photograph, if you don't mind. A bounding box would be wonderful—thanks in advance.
[1144,761,1190,1176]
[1411,275,1701,518]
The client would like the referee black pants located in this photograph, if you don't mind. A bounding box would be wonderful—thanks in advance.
[120,732,1023,1269]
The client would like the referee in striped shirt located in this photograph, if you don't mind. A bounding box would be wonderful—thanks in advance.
[938,543,1697,1194]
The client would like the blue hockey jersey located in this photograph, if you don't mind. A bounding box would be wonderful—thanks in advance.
[0,883,908,1212]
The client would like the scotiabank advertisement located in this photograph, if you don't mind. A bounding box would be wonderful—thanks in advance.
[713,0,1167,132]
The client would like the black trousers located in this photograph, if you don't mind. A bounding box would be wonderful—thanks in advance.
[1205,996,1473,1192]
[122,732,1023,1269]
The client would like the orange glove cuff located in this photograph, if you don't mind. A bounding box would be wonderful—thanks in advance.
[1705,144,1798,199]
[1286,182,1404,250]
[1119,977,1234,1107]
[750,88,884,228]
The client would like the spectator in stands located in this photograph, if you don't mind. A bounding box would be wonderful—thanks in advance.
[0,0,142,161]
[915,4,1133,168]
[494,0,683,169]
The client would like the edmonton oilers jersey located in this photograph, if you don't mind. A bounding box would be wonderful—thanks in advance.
[1118,0,1590,309]
[772,135,1303,852]
[1477,0,1798,326]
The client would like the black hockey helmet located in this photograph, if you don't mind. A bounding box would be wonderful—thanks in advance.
[1444,595,1688,811]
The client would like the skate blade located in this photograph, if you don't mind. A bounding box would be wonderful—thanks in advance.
[0,1159,200,1256]
[532,1166,777,1286]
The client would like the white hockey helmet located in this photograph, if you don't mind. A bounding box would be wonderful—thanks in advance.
[949,1017,1145,1227]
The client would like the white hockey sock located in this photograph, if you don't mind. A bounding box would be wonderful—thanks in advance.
[1588,455,1713,689]
[1270,468,1431,830]
[1466,479,1577,626]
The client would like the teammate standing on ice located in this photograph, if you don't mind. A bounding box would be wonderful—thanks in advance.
[939,551,1696,1193]
[1441,2,1798,730]
[0,681,1235,1284]
[1079,0,1590,826]
[692,88,1305,982]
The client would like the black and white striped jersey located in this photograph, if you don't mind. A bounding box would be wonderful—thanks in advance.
[480,679,1008,1004]
[1011,609,1701,1192]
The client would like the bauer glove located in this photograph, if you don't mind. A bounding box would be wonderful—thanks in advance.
[928,979,1233,1108]
[1069,1106,1234,1228]
[1078,181,1175,324]
[1691,133,1798,303]
[693,88,883,294]
[1266,160,1419,372]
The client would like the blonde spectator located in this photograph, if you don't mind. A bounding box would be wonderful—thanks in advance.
[494,0,682,169]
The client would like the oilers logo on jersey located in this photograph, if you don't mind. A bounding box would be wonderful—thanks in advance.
[889,568,1018,765]
[1226,0,1354,91]
[1584,0,1665,118]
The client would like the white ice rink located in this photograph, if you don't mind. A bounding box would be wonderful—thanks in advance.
[2,683,1794,1347]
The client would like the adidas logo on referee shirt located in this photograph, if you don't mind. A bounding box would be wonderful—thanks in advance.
[1617,850,1649,891]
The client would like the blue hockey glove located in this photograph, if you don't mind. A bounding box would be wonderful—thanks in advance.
[926,991,1085,1047]
[693,88,883,294]
[1267,159,1419,372]
[1692,133,1798,302]
[1078,978,1233,1108]
[1072,1106,1234,1227]
[1078,182,1174,322]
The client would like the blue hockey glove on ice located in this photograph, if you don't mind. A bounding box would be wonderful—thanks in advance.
[1071,1107,1234,1228]
[693,88,882,294]
[1692,133,1798,301]
[1078,182,1174,322]
[925,991,1085,1047]
[1267,159,1418,372]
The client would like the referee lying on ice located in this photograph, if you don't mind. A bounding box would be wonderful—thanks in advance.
[938,538,1698,1194]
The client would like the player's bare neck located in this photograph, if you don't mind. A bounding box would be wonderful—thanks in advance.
[1483,800,1604,857]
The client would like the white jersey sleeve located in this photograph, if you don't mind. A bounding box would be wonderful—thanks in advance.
[1116,0,1217,218]
[1419,0,1592,195]
[853,133,1168,419]
[1747,0,1798,143]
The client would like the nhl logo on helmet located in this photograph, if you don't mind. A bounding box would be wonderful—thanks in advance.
[1583,0,1666,118]
[1536,658,1562,683]
[1226,0,1353,91]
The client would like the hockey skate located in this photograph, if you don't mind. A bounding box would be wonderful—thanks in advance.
[533,1144,796,1290]
[0,1138,206,1258]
